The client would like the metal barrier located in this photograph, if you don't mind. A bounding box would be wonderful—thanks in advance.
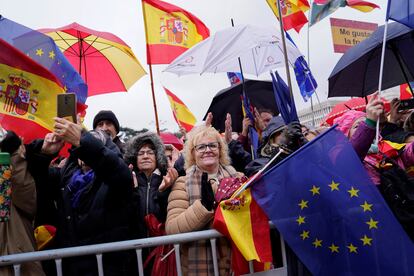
[0,228,287,276]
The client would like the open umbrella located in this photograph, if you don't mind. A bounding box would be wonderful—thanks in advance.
[323,96,390,125]
[164,25,302,76]
[159,132,183,150]
[204,80,279,133]
[41,23,147,96]
[329,22,414,98]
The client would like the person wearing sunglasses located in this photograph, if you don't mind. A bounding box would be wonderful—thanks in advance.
[165,125,242,275]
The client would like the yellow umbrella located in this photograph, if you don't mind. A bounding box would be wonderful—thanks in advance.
[41,23,146,96]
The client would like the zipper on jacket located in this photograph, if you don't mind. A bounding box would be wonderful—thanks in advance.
[146,175,152,216]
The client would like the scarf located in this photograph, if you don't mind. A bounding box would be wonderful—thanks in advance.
[186,164,237,276]
[67,169,95,209]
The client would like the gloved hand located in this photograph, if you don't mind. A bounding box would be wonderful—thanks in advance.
[200,172,215,211]
[0,131,22,155]
[280,122,307,153]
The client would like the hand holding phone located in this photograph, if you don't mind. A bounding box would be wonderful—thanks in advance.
[57,93,77,123]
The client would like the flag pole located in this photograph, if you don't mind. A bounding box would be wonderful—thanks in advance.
[375,20,389,145]
[276,0,294,100]
[141,0,161,134]
[307,0,315,126]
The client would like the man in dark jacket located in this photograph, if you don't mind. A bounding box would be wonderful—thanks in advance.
[93,110,125,154]
[28,118,135,276]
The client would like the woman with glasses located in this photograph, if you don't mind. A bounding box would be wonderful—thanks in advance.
[165,125,242,275]
[124,132,178,237]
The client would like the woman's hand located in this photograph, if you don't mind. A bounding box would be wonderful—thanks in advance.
[159,168,179,192]
[200,172,215,211]
[224,113,232,144]
[366,92,384,122]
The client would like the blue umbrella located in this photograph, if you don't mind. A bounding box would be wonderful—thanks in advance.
[329,22,414,98]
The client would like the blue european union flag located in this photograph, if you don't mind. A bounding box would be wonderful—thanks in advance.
[271,71,299,124]
[285,33,317,102]
[0,16,87,103]
[387,0,414,29]
[252,127,414,275]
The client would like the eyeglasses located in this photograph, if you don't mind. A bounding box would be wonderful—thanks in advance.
[193,142,220,153]
[137,150,155,156]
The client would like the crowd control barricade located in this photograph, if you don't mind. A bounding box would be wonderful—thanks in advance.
[0,226,287,276]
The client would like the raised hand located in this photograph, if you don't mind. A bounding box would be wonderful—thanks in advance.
[205,112,213,127]
[41,133,65,155]
[366,92,384,122]
[224,113,232,144]
[159,168,179,192]
[54,117,82,147]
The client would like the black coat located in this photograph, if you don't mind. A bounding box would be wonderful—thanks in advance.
[28,132,136,276]
[134,169,170,237]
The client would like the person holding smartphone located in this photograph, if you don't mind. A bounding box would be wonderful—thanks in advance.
[0,131,45,276]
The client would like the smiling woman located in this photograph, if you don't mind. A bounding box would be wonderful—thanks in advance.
[165,125,242,275]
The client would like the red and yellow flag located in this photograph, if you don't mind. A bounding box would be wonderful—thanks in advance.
[400,83,413,100]
[266,0,310,32]
[164,87,196,132]
[0,39,65,142]
[346,0,380,12]
[142,0,210,64]
[213,189,272,275]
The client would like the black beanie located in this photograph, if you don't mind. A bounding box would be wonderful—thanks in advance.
[93,110,120,134]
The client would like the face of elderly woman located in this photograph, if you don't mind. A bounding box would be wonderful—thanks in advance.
[193,135,220,173]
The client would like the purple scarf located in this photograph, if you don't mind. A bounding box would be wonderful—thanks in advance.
[67,169,95,209]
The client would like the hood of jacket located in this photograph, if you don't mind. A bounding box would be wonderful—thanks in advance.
[124,132,168,175]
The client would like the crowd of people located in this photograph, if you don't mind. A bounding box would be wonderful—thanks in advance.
[2,93,414,275]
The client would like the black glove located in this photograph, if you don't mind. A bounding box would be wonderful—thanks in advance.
[280,122,307,153]
[200,172,215,211]
[0,131,22,155]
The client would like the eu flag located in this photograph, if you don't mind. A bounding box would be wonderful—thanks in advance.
[252,127,414,275]
[387,0,414,29]
[0,16,87,103]
[271,71,299,124]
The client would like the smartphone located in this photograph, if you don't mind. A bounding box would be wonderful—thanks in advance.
[398,99,414,111]
[57,93,77,122]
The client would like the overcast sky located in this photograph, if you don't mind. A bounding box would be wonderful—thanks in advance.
[3,0,388,132]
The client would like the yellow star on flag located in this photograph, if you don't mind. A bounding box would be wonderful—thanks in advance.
[35,48,44,57]
[300,230,310,240]
[328,180,340,191]
[366,218,379,229]
[347,243,358,253]
[360,235,373,246]
[298,200,308,210]
[360,201,373,212]
[296,215,306,225]
[312,238,322,248]
[310,185,320,196]
[329,243,339,253]
[48,50,55,59]
[347,186,359,198]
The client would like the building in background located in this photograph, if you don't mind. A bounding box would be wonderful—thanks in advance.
[298,87,399,126]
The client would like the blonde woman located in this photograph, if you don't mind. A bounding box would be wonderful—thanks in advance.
[166,125,242,275]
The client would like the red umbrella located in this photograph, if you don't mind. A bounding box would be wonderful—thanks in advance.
[159,132,183,150]
[323,96,390,126]
[40,23,146,96]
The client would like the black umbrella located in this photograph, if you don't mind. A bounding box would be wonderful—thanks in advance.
[203,80,279,133]
[329,22,414,98]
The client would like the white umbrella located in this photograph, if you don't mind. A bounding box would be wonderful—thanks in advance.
[164,25,303,76]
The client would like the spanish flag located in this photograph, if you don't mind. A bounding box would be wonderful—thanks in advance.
[142,0,210,64]
[346,0,379,12]
[0,39,65,142]
[400,83,413,100]
[213,189,272,275]
[266,0,310,32]
[164,87,196,132]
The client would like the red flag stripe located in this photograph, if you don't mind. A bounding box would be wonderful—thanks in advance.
[250,198,273,262]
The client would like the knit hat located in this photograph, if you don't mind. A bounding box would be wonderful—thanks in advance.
[34,225,56,250]
[333,110,366,136]
[93,110,120,134]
